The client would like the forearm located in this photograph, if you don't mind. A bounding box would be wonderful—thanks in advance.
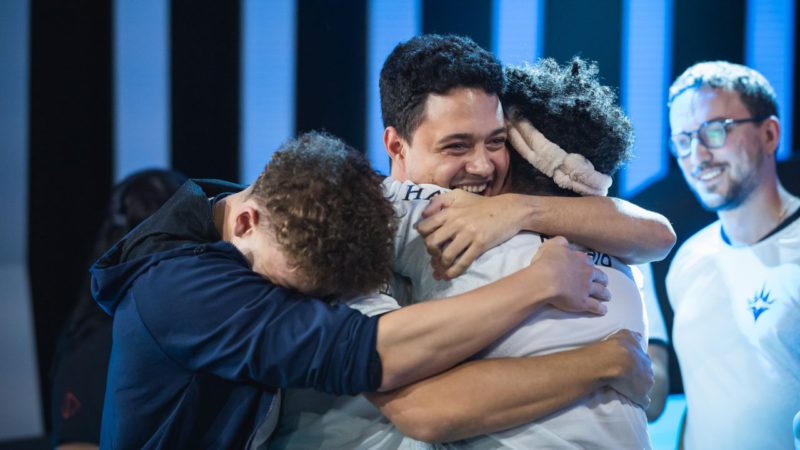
[375,267,550,391]
[511,194,676,264]
[368,346,611,443]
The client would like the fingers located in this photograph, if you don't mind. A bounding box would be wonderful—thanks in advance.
[443,244,483,279]
[421,192,454,219]
[592,267,609,287]
[438,232,472,270]
[547,236,569,247]
[422,224,456,257]
[589,281,611,302]
[416,211,445,237]
[583,298,608,316]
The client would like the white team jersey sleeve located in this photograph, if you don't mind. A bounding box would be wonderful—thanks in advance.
[635,263,669,343]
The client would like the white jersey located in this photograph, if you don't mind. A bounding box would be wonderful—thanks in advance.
[636,263,669,344]
[666,211,800,450]
[386,178,650,449]
[273,178,651,449]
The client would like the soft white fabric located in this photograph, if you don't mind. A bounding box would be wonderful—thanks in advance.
[507,117,612,196]
[273,178,653,449]
[386,178,651,450]
[635,263,669,344]
[666,216,800,450]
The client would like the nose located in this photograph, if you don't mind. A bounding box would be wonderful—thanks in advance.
[688,135,713,165]
[466,147,494,177]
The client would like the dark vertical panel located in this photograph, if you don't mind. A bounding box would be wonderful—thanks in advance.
[543,0,622,195]
[422,0,493,50]
[543,0,622,90]
[171,0,241,180]
[29,0,113,428]
[295,0,367,152]
[671,0,745,79]
[794,1,800,155]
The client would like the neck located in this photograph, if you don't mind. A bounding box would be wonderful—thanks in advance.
[719,179,796,246]
[213,192,238,241]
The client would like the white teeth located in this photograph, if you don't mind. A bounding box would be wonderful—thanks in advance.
[454,183,488,194]
[696,167,723,181]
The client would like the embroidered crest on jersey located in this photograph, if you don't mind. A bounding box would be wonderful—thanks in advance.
[747,284,775,321]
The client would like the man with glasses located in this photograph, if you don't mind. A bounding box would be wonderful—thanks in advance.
[666,61,800,449]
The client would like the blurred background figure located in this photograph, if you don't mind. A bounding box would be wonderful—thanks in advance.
[50,169,186,450]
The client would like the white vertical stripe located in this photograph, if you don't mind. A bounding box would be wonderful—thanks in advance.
[492,0,543,66]
[241,0,297,184]
[620,0,672,197]
[746,0,795,161]
[0,0,44,440]
[114,0,170,181]
[366,0,421,176]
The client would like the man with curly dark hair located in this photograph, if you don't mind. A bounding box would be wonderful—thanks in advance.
[365,59,655,449]
[92,131,610,449]
[380,35,673,268]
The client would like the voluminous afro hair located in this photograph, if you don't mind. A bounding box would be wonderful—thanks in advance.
[250,131,396,298]
[380,34,504,142]
[502,58,634,196]
[668,61,778,118]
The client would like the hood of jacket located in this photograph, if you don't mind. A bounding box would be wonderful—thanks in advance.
[90,179,245,316]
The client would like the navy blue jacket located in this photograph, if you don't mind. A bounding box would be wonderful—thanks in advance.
[91,180,382,449]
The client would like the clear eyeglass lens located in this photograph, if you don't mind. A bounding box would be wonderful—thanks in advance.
[672,135,691,155]
[701,122,727,148]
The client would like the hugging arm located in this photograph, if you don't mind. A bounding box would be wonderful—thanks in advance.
[418,190,676,279]
[367,330,653,443]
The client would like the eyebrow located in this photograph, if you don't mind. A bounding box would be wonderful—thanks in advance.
[438,127,507,143]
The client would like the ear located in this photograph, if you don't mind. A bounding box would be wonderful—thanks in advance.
[384,126,408,178]
[232,206,260,238]
[762,115,781,156]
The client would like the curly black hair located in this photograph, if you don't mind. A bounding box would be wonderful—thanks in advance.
[250,131,396,298]
[502,58,634,196]
[379,34,504,142]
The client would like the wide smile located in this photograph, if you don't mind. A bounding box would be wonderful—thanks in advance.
[693,165,725,184]
[451,182,490,195]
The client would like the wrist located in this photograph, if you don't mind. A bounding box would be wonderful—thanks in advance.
[583,340,627,386]
[509,193,543,233]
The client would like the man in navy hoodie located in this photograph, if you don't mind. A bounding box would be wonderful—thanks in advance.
[91,131,612,449]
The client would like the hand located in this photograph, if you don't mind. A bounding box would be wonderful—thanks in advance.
[528,236,610,315]
[418,191,523,280]
[597,330,654,409]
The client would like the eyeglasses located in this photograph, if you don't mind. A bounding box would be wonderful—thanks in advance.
[669,116,769,158]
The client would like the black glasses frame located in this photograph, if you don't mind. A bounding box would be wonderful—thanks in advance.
[669,115,770,158]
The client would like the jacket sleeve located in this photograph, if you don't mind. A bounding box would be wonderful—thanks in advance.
[130,249,382,396]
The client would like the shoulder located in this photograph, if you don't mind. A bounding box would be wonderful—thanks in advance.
[130,243,294,323]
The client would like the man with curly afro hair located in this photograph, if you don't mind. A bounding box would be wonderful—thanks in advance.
[93,130,613,449]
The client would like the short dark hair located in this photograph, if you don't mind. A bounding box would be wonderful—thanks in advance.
[668,61,778,118]
[250,131,396,298]
[379,34,504,142]
[502,58,634,196]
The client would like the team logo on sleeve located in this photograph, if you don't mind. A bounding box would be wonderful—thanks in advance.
[747,284,775,321]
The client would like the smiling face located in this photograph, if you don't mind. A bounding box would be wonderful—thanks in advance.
[388,87,509,196]
[669,86,772,212]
